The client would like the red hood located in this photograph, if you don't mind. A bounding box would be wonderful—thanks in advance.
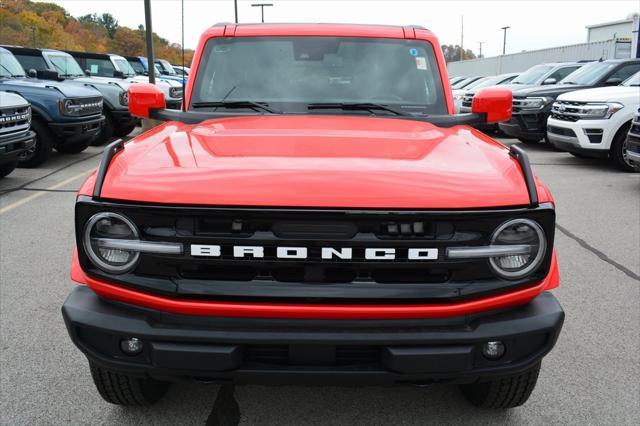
[95,115,539,209]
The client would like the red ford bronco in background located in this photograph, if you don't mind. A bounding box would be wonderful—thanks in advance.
[62,24,564,409]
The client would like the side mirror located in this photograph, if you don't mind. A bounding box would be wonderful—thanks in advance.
[27,68,37,78]
[128,83,166,118]
[542,77,557,85]
[605,77,622,86]
[84,69,91,76]
[471,87,512,123]
[113,70,125,79]
[36,69,60,81]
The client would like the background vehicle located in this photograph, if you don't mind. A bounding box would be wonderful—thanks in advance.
[500,59,640,143]
[449,76,467,86]
[450,75,482,90]
[154,59,186,84]
[0,91,35,177]
[0,48,103,167]
[4,46,134,145]
[453,73,518,113]
[171,65,190,77]
[63,23,563,410]
[547,72,640,172]
[625,108,640,167]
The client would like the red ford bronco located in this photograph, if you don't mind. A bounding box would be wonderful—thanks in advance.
[62,24,563,409]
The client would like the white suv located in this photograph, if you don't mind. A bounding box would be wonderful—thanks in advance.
[546,71,640,172]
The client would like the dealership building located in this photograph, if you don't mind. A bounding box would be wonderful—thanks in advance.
[448,14,640,77]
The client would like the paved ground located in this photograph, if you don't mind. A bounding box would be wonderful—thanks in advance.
[1,132,638,425]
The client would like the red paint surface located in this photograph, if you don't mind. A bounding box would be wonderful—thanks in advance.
[128,83,165,118]
[70,250,559,320]
[472,88,513,123]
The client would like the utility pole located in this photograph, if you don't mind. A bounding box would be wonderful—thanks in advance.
[31,27,36,48]
[478,41,484,58]
[501,26,510,55]
[251,3,273,23]
[234,0,238,23]
[460,15,464,61]
[143,0,155,84]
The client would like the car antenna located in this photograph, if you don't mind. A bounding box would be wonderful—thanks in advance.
[181,0,186,112]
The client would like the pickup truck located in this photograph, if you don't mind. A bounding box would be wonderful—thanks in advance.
[62,23,563,409]
[0,47,104,167]
[500,59,640,143]
[3,46,135,145]
[65,51,183,110]
[547,71,640,172]
[0,91,35,177]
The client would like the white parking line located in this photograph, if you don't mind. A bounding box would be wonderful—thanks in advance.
[0,170,91,215]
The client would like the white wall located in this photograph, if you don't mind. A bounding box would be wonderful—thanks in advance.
[588,21,633,42]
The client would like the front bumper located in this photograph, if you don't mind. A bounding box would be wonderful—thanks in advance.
[498,113,547,141]
[62,286,564,385]
[547,118,611,158]
[49,115,104,144]
[0,130,36,164]
[110,109,138,128]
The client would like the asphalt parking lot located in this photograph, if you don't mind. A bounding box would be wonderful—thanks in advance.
[1,131,638,425]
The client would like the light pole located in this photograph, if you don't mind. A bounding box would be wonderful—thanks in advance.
[251,3,273,23]
[143,0,155,83]
[501,26,510,55]
[478,41,484,58]
[234,0,238,23]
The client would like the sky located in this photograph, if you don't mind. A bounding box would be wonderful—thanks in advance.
[44,0,639,57]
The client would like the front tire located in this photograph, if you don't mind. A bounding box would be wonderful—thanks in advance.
[89,363,170,406]
[610,122,638,173]
[18,118,52,168]
[0,161,18,178]
[460,362,541,408]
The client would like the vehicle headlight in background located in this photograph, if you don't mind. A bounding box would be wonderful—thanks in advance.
[83,212,183,274]
[520,97,554,110]
[575,102,623,119]
[119,91,129,106]
[169,87,183,98]
[84,212,140,274]
[489,219,547,279]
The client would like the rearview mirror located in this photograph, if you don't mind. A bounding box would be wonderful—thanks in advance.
[128,83,166,118]
[84,69,91,76]
[27,68,37,78]
[471,87,512,123]
[36,69,60,81]
[113,70,125,79]
[542,77,557,85]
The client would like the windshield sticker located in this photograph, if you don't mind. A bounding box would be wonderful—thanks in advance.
[415,56,427,70]
[409,48,419,57]
[90,64,99,74]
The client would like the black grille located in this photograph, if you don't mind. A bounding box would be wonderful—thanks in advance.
[73,96,103,116]
[75,198,556,304]
[0,105,30,135]
[245,345,381,366]
[627,117,640,153]
[547,125,576,137]
[461,93,473,109]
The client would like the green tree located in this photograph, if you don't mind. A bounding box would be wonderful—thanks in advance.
[99,13,118,39]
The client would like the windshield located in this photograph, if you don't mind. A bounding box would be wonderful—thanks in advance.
[621,71,640,86]
[451,77,480,89]
[191,37,447,114]
[511,64,553,85]
[156,60,177,75]
[45,53,84,77]
[113,58,136,76]
[559,62,617,85]
[0,51,26,77]
[128,59,146,75]
[464,77,492,90]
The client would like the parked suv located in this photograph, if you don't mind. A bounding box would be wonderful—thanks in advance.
[460,62,584,115]
[0,92,35,177]
[625,108,640,167]
[63,24,564,410]
[500,59,640,143]
[0,48,104,167]
[547,71,640,172]
[3,46,134,145]
[66,51,183,110]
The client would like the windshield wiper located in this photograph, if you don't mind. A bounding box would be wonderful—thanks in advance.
[192,101,281,114]
[307,102,408,116]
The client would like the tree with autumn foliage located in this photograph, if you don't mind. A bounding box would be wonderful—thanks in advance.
[0,0,194,65]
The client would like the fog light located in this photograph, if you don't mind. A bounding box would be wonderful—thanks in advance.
[482,341,505,360]
[120,337,143,355]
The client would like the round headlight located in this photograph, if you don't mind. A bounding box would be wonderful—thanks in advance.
[83,212,139,274]
[489,219,546,280]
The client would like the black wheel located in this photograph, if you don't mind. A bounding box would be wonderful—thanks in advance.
[91,111,114,146]
[89,363,170,406]
[18,118,53,168]
[610,122,639,173]
[55,140,89,154]
[518,137,541,144]
[460,362,541,408]
[0,161,18,178]
[114,123,137,138]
